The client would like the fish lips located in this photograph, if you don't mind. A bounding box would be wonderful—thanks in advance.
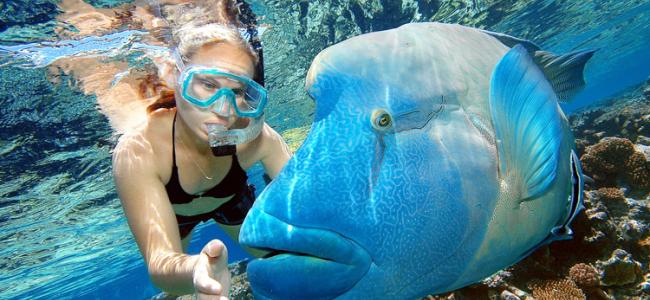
[240,208,371,299]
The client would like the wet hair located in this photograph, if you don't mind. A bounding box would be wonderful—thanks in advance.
[146,0,261,114]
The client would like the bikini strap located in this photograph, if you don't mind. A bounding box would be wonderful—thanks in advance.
[172,111,178,167]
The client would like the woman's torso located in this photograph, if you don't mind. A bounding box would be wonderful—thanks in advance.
[144,108,263,220]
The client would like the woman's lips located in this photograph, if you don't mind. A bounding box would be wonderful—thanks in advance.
[203,119,230,131]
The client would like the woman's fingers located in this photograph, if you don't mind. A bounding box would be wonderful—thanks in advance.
[193,256,223,294]
[193,240,231,299]
[196,292,229,300]
[202,240,226,258]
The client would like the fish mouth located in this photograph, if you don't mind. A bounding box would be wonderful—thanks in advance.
[240,208,371,299]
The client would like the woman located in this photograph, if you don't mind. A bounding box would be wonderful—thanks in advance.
[112,1,291,298]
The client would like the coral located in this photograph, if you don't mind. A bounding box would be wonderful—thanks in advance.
[229,260,254,299]
[527,279,586,300]
[597,249,643,286]
[580,137,635,184]
[597,187,629,216]
[569,263,600,289]
[624,151,650,189]
[580,137,650,193]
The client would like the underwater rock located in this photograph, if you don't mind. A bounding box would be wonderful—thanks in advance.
[482,270,513,289]
[597,249,643,287]
[580,189,650,251]
[499,290,520,300]
[527,278,586,300]
[0,0,58,30]
[637,136,650,146]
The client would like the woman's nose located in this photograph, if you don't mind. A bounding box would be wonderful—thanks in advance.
[212,95,235,117]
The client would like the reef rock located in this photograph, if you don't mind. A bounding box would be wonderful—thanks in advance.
[499,290,521,300]
[0,0,58,31]
[598,249,643,287]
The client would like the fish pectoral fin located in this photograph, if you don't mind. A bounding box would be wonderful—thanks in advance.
[489,45,563,201]
[533,49,596,102]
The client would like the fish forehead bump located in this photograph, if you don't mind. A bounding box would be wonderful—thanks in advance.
[306,22,505,104]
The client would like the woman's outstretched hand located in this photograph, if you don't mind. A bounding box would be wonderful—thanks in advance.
[193,240,231,300]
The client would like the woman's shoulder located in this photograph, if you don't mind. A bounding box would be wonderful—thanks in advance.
[112,109,175,173]
[237,122,287,166]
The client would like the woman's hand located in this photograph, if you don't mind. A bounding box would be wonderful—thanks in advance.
[193,240,231,300]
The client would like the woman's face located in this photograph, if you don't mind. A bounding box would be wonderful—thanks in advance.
[175,42,255,141]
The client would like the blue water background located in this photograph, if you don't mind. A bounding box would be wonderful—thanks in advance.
[1,0,649,299]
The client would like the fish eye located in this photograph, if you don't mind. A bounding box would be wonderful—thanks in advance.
[371,109,393,131]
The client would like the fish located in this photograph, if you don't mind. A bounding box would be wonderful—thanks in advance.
[240,22,592,299]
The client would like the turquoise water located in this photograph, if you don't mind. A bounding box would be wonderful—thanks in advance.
[1,0,649,299]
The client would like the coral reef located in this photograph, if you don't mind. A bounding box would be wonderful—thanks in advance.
[528,279,586,300]
[229,259,254,300]
[598,249,643,287]
[425,79,650,300]
[570,78,650,156]
[580,137,650,194]
[569,263,600,289]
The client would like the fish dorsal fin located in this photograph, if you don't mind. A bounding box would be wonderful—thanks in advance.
[533,49,596,102]
[489,45,563,201]
[481,30,595,102]
[479,29,542,52]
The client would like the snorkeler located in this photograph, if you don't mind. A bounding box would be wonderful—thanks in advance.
[111,0,291,298]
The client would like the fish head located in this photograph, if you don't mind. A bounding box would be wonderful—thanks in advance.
[241,24,484,299]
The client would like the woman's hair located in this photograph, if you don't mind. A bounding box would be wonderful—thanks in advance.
[146,0,259,114]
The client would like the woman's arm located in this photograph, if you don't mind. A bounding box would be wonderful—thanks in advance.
[258,123,292,179]
[112,133,200,295]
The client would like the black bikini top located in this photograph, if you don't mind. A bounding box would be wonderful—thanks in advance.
[165,113,249,204]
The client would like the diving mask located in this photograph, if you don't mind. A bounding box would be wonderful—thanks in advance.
[178,65,268,118]
[177,64,267,156]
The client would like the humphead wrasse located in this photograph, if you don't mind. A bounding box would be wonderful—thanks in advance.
[240,22,592,299]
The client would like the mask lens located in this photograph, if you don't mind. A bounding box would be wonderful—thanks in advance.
[186,73,232,102]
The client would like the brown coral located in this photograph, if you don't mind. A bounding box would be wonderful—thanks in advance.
[595,188,629,216]
[624,151,650,189]
[580,137,650,193]
[580,137,635,182]
[528,278,586,300]
[569,263,600,289]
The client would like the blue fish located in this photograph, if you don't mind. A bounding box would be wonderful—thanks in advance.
[240,22,592,299]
